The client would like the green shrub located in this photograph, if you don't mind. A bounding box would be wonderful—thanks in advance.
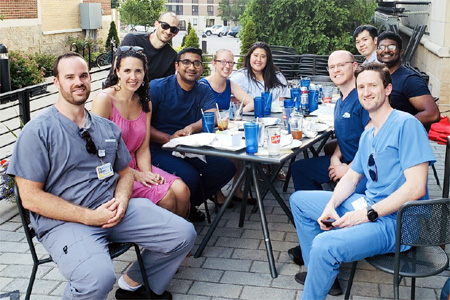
[30,52,57,77]
[105,21,120,50]
[183,27,200,49]
[9,51,45,90]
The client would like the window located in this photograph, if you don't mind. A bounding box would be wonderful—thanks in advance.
[192,0,198,3]
[192,5,198,15]
[207,5,214,16]
[193,18,198,26]
[207,0,213,3]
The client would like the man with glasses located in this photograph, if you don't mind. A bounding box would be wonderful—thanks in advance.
[149,47,236,223]
[7,52,196,300]
[289,62,435,300]
[121,11,180,81]
[377,31,439,131]
[288,50,370,296]
[353,24,379,64]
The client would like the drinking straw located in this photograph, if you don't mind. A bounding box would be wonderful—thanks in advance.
[215,103,221,123]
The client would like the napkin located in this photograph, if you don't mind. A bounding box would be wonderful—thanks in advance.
[172,151,207,163]
[280,134,293,147]
[271,101,283,113]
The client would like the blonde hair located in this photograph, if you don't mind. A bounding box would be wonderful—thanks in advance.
[213,49,234,61]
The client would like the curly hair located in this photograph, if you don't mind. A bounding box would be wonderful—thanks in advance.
[103,48,150,113]
[242,42,285,91]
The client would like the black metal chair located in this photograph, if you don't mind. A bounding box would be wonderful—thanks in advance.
[344,198,450,300]
[14,185,151,300]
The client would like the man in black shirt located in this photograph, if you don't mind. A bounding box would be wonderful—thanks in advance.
[121,12,180,81]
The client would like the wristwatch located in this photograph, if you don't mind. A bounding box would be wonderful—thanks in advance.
[367,205,378,222]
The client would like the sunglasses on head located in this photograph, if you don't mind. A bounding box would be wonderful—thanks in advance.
[118,46,144,53]
[158,21,179,34]
[80,130,97,155]
[368,153,378,182]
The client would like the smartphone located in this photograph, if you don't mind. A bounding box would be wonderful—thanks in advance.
[321,219,335,227]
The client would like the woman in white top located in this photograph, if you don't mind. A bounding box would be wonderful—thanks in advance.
[230,42,290,104]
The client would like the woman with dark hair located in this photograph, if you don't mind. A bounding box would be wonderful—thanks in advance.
[91,46,190,218]
[230,41,290,104]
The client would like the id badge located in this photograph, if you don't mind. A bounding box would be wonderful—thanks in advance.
[351,196,368,211]
[96,163,114,180]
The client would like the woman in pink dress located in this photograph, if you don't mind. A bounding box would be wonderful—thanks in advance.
[92,46,190,217]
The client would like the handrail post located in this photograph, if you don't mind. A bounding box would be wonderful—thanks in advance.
[83,42,91,71]
[18,90,31,125]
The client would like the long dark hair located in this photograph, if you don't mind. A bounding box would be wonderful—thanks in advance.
[243,42,285,91]
[104,48,150,113]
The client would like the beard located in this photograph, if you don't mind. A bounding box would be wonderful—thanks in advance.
[60,84,91,106]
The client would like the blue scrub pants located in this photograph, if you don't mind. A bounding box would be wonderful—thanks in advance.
[291,156,367,194]
[289,190,398,300]
[151,148,236,206]
[40,198,196,300]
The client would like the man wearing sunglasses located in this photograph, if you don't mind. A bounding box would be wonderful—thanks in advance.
[377,31,440,131]
[121,11,180,81]
[7,52,196,300]
[289,62,435,300]
[149,47,236,223]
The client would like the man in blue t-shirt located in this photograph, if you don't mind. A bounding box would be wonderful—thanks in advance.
[289,50,370,295]
[377,31,439,131]
[150,47,236,222]
[290,62,435,300]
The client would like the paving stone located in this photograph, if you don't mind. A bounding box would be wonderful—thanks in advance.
[4,277,59,296]
[271,274,302,290]
[215,237,260,250]
[379,283,437,299]
[173,267,223,282]
[0,277,13,291]
[0,221,21,231]
[200,246,234,258]
[0,241,29,254]
[231,248,269,261]
[0,253,32,265]
[220,270,272,287]
[174,294,211,300]
[180,256,206,268]
[241,229,285,241]
[167,278,194,294]
[2,264,53,279]
[345,281,381,298]
[0,231,24,242]
[240,285,297,300]
[200,227,243,238]
[203,257,251,272]
[188,281,242,298]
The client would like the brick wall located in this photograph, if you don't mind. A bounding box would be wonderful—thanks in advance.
[83,0,111,15]
[0,0,38,19]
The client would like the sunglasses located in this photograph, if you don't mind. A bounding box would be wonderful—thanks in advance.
[81,130,97,155]
[118,46,144,53]
[158,21,180,34]
[377,44,397,52]
[368,153,378,182]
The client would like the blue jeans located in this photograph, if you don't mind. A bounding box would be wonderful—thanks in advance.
[151,147,236,206]
[289,190,398,300]
[291,156,367,194]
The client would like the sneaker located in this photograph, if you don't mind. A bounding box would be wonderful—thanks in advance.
[187,207,206,223]
[294,272,342,296]
[277,169,287,181]
[288,245,304,266]
[115,285,173,299]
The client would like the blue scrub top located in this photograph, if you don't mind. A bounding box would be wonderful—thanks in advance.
[334,88,370,164]
[199,78,231,110]
[352,110,436,205]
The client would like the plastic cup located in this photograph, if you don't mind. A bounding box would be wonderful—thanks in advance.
[283,99,295,133]
[254,96,265,118]
[244,122,258,154]
[257,122,265,147]
[289,117,303,140]
[266,126,281,156]
[202,112,215,133]
[291,88,301,111]
[300,77,311,89]
[233,103,243,121]
[217,109,229,131]
[322,86,334,103]
[308,89,319,113]
[261,92,272,116]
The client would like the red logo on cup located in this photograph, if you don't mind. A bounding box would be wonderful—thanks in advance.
[270,135,281,144]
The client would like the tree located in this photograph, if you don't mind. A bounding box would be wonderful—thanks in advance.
[218,0,232,23]
[240,0,377,55]
[118,0,165,28]
[105,21,120,50]
[219,0,249,25]
[111,0,119,8]
[181,22,193,47]
[183,27,200,49]
[238,18,256,66]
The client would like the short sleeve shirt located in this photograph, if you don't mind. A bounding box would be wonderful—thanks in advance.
[7,106,131,237]
[230,68,290,101]
[121,32,177,81]
[150,75,216,146]
[199,78,231,110]
[334,88,370,163]
[351,110,435,204]
[390,66,431,116]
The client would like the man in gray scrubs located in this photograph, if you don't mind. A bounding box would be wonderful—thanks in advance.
[7,52,196,300]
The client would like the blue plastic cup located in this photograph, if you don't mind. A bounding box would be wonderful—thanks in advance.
[283,99,295,134]
[202,112,215,133]
[291,88,301,111]
[308,89,319,113]
[261,92,272,116]
[300,77,311,89]
[254,97,265,118]
[244,122,258,154]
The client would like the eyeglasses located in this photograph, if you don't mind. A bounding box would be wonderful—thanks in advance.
[215,60,235,67]
[158,21,180,34]
[118,46,144,52]
[326,62,354,71]
[368,153,378,182]
[377,44,397,52]
[178,59,203,68]
[80,130,97,155]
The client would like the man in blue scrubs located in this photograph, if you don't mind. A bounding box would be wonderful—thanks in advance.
[290,62,435,300]
[150,47,236,222]
[288,52,370,294]
[377,31,439,131]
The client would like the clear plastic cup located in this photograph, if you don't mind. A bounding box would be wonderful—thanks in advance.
[266,126,281,156]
